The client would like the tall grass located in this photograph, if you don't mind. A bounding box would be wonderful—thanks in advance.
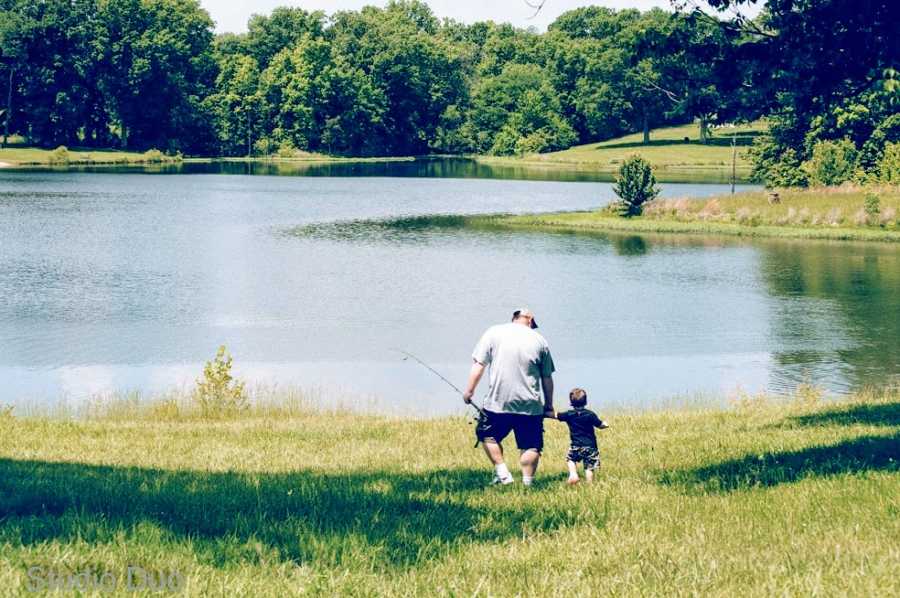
[478,185,900,243]
[1,387,897,596]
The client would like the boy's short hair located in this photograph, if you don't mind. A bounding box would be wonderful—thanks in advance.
[569,388,588,407]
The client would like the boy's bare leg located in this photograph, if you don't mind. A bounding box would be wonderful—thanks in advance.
[566,460,579,484]
[585,468,595,483]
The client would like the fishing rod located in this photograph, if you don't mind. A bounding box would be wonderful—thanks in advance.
[391,348,485,418]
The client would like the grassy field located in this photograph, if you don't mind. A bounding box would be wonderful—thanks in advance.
[0,145,180,167]
[477,122,763,176]
[0,140,412,168]
[1,389,897,596]
[475,185,900,243]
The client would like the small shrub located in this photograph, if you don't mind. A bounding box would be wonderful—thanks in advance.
[48,145,70,165]
[801,139,857,186]
[613,155,659,217]
[276,141,299,159]
[253,138,274,157]
[748,136,807,187]
[142,149,165,163]
[192,345,248,417]
[878,142,900,183]
[864,193,881,223]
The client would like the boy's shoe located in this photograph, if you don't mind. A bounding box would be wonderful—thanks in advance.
[491,475,515,486]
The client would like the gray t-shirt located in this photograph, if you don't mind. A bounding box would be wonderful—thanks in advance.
[472,322,555,416]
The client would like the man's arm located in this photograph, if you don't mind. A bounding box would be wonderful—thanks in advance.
[541,376,554,416]
[462,360,485,404]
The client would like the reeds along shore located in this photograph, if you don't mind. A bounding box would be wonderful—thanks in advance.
[0,387,898,596]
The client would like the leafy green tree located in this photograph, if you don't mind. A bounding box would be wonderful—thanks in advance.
[878,142,900,184]
[613,155,659,217]
[97,0,217,152]
[801,139,858,187]
[245,7,325,68]
[697,0,899,181]
[207,54,262,156]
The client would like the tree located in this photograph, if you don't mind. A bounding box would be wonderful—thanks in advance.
[613,155,659,217]
[695,0,900,180]
[207,54,261,156]
[97,0,217,152]
[245,7,325,68]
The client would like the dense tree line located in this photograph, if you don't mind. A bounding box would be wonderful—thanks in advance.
[0,0,757,156]
[0,0,897,184]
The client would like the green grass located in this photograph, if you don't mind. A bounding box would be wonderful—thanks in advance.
[1,388,898,596]
[478,121,764,175]
[0,146,180,167]
[475,186,900,243]
[0,144,413,168]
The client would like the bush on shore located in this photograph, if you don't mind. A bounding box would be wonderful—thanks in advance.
[613,155,659,217]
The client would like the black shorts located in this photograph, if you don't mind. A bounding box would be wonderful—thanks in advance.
[476,410,544,451]
[567,446,600,470]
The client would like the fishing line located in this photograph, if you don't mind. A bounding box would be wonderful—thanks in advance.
[390,348,485,418]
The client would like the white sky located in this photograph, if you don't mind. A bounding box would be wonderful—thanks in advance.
[202,1,758,34]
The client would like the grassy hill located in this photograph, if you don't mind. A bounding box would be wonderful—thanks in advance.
[479,121,765,176]
[0,388,897,596]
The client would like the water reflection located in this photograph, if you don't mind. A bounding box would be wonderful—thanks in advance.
[759,240,900,391]
[613,236,650,257]
[23,157,750,184]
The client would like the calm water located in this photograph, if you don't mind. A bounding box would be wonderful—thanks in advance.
[1,167,897,415]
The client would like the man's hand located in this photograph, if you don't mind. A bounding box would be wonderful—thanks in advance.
[463,361,485,405]
[543,408,556,419]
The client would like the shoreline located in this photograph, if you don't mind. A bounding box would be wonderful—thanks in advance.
[471,212,900,243]
[469,187,900,244]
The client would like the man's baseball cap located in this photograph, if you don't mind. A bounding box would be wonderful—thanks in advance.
[512,308,538,329]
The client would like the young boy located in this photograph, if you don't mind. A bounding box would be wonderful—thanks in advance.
[554,388,609,484]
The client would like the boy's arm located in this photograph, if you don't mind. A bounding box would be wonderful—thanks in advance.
[593,412,609,429]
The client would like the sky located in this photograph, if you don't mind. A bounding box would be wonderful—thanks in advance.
[201,1,755,35]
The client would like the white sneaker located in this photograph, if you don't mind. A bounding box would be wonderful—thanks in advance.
[491,475,514,486]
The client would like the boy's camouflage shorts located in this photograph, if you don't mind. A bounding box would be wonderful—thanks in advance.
[566,446,600,470]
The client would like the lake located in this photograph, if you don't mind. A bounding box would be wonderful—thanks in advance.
[1,164,897,415]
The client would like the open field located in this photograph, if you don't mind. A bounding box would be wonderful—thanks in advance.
[0,145,180,167]
[477,122,763,175]
[1,388,897,596]
[0,147,415,168]
[474,185,900,243]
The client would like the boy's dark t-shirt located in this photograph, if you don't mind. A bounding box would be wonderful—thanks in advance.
[558,407,605,448]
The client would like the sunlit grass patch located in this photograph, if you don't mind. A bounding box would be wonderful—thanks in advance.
[0,388,897,596]
[479,121,764,175]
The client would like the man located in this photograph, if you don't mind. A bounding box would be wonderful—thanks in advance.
[462,308,555,486]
